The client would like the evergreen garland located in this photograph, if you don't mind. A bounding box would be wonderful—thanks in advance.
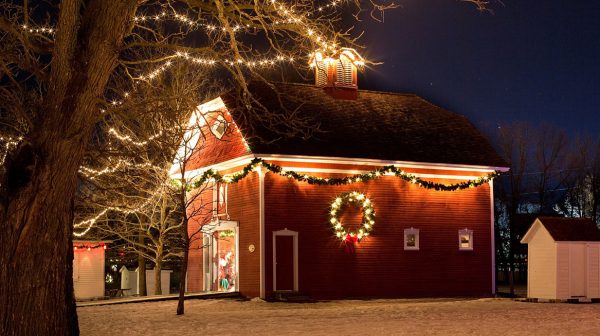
[188,158,499,191]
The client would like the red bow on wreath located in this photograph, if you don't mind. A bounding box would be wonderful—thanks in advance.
[344,234,358,254]
[345,234,358,244]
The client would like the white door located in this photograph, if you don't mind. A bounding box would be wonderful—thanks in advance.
[586,245,600,298]
[569,244,586,297]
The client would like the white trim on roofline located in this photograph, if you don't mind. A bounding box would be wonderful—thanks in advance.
[279,167,485,180]
[255,154,509,172]
[259,167,266,299]
[173,153,509,179]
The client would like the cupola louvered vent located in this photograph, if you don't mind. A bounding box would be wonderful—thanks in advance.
[335,60,354,86]
[309,48,364,99]
[315,61,329,87]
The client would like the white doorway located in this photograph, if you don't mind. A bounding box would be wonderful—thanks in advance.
[203,220,239,292]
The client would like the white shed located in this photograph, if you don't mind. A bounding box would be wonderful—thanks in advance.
[141,268,172,295]
[73,241,108,300]
[119,266,172,295]
[521,217,600,301]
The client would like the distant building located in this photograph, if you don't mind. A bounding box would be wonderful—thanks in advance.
[521,216,600,300]
[73,241,107,300]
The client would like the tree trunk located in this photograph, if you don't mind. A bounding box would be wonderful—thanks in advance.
[138,252,147,297]
[177,218,189,315]
[154,258,163,295]
[0,2,137,335]
[508,208,516,297]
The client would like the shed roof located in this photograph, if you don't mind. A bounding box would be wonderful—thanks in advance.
[220,81,507,168]
[524,217,600,242]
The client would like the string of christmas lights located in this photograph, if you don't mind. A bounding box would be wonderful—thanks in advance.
[73,242,108,251]
[73,187,163,237]
[79,159,164,179]
[107,127,165,146]
[133,11,252,34]
[190,158,499,191]
[267,0,336,50]
[20,24,55,35]
[133,51,296,83]
[0,136,23,166]
[133,2,349,51]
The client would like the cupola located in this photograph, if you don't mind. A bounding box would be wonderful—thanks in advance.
[309,48,364,100]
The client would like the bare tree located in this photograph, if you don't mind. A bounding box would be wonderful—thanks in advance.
[74,60,215,297]
[554,136,600,224]
[494,123,530,296]
[494,123,581,295]
[530,125,575,213]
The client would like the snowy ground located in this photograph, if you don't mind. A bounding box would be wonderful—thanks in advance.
[78,298,600,335]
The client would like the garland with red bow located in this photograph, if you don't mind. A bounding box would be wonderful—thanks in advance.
[329,191,375,244]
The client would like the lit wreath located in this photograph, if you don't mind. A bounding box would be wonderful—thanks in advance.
[329,191,375,243]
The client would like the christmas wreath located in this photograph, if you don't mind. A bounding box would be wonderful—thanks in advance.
[329,191,375,243]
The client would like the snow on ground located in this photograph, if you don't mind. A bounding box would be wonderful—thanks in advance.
[78,298,600,335]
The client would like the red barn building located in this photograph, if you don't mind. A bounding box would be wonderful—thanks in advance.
[179,51,508,299]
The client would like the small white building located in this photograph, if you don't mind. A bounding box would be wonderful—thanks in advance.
[73,241,108,300]
[521,217,600,301]
[119,266,172,295]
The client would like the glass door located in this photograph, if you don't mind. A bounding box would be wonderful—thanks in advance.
[205,227,237,292]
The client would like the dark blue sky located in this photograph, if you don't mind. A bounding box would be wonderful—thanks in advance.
[357,0,600,136]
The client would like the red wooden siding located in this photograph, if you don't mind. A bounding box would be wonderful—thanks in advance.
[263,172,492,299]
[227,173,261,297]
[186,173,261,297]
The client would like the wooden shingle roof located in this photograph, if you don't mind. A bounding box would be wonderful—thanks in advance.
[536,217,600,242]
[221,81,507,167]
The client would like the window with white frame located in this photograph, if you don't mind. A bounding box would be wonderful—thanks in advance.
[210,114,228,139]
[458,229,473,250]
[404,228,419,250]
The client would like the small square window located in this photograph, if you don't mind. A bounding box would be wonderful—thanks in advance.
[211,115,228,139]
[458,229,473,251]
[404,228,419,250]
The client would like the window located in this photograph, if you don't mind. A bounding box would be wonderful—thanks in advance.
[458,229,473,251]
[404,228,419,250]
[211,115,228,139]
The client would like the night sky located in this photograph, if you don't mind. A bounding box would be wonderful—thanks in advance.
[356,0,600,136]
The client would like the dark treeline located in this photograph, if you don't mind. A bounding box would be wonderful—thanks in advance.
[489,123,600,295]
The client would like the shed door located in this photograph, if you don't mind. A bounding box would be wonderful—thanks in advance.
[586,245,600,298]
[569,244,586,297]
[275,236,294,291]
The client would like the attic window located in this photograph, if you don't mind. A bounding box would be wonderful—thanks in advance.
[458,229,473,251]
[211,115,228,139]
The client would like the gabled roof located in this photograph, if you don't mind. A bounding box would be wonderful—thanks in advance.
[220,81,507,168]
[521,216,600,243]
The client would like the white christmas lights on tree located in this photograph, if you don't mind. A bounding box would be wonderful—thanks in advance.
[0,136,23,166]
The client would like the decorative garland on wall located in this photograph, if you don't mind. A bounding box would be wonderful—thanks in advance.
[73,243,108,251]
[190,157,498,191]
[330,191,375,243]
[177,159,499,247]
